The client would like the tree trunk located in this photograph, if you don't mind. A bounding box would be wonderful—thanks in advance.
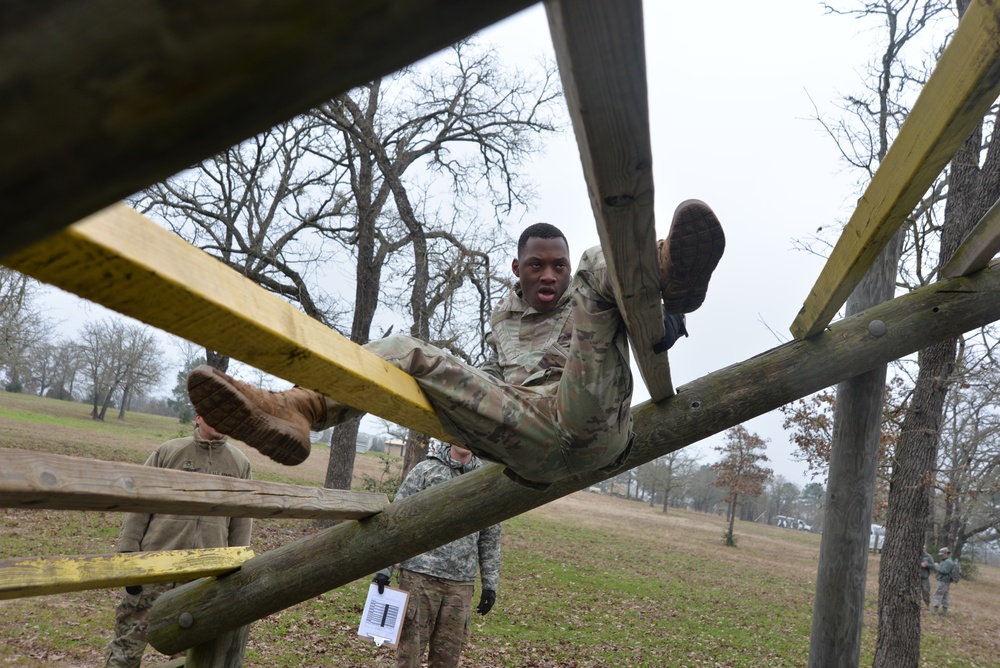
[873,49,999,666]
[205,350,229,372]
[324,416,361,491]
[809,225,903,668]
[401,430,430,478]
[117,383,131,420]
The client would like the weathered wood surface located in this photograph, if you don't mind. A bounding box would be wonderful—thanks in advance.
[149,265,1000,653]
[186,624,251,668]
[2,204,450,441]
[0,547,253,600]
[941,196,1000,278]
[546,0,673,400]
[0,0,535,257]
[790,0,1000,338]
[0,448,387,520]
[809,231,904,668]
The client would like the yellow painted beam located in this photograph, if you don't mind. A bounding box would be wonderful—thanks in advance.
[791,0,1000,338]
[546,0,673,401]
[0,547,254,600]
[0,448,388,520]
[3,204,451,442]
[941,197,1000,278]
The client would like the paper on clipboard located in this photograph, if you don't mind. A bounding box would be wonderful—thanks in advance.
[358,584,409,647]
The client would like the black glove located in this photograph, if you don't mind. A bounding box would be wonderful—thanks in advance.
[125,585,143,596]
[373,573,391,594]
[476,589,496,615]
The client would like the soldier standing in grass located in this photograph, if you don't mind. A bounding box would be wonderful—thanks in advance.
[372,441,501,668]
[919,545,935,609]
[102,414,252,668]
[187,201,725,488]
[932,546,957,615]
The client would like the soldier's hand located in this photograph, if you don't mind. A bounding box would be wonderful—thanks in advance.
[477,589,496,615]
[373,573,391,595]
[125,585,143,596]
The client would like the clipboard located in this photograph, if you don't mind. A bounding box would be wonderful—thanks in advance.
[358,584,409,647]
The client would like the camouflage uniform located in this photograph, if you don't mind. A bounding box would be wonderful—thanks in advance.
[378,443,501,668]
[919,551,934,607]
[933,555,956,612]
[102,431,252,668]
[323,246,636,485]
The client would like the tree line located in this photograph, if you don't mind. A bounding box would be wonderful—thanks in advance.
[0,272,168,421]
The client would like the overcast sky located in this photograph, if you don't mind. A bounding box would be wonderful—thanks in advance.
[38,0,910,485]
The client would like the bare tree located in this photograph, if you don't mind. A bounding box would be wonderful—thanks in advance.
[78,318,164,421]
[711,425,773,547]
[133,115,355,372]
[0,268,48,393]
[137,41,560,491]
[312,41,561,487]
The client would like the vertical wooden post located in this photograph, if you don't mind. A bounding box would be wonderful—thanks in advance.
[808,231,903,667]
[184,624,251,668]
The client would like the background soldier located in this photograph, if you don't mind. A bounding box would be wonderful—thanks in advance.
[932,547,957,615]
[102,414,252,668]
[373,442,500,668]
[919,545,935,608]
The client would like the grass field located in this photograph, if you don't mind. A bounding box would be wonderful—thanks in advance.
[1,393,998,667]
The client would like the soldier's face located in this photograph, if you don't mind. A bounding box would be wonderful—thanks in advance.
[513,236,572,313]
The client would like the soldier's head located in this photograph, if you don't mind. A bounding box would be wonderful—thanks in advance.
[513,223,571,314]
[195,414,226,442]
[939,547,950,557]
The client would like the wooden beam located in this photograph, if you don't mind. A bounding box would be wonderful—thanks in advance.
[940,197,1000,278]
[148,264,1000,653]
[0,547,253,600]
[0,0,536,257]
[2,204,451,441]
[545,0,674,400]
[790,0,1000,338]
[0,449,387,520]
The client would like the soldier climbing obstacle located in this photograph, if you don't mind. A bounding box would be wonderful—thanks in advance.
[188,200,725,488]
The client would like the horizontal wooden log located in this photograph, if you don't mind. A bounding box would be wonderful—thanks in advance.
[0,0,535,257]
[790,0,1000,338]
[2,204,450,441]
[149,264,1000,653]
[941,196,1000,278]
[0,547,253,600]
[546,0,673,401]
[0,449,387,520]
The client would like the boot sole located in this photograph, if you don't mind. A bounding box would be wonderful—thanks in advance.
[661,199,726,314]
[187,367,310,465]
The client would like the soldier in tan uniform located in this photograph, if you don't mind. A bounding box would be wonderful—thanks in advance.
[102,414,252,668]
[188,200,724,487]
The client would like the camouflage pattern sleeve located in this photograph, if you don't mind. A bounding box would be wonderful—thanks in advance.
[479,331,504,380]
[478,522,501,592]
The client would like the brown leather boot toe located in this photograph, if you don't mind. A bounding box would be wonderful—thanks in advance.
[187,366,324,465]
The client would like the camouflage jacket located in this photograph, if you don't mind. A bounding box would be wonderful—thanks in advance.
[934,556,956,582]
[378,444,501,590]
[117,432,253,553]
[480,282,573,389]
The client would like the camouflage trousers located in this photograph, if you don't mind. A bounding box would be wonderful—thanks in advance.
[103,582,179,668]
[921,577,931,606]
[395,569,474,668]
[933,580,951,610]
[322,247,635,484]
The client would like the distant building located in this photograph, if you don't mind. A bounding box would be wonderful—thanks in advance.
[383,439,405,458]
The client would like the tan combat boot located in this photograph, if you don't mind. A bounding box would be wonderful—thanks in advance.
[187,365,328,465]
[658,199,726,314]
